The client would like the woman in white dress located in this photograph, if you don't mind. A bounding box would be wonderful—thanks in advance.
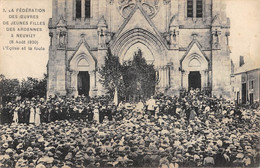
[29,104,35,124]
[93,105,99,123]
[13,105,19,124]
[34,104,41,125]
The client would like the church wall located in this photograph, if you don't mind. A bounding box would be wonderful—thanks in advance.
[47,25,58,96]
[48,0,232,98]
[51,0,58,24]
[67,29,98,49]
[178,29,211,51]
[53,0,101,26]
[151,0,169,33]
[211,26,231,98]
[66,49,98,67]
[178,0,212,27]
[212,50,231,98]
[92,0,100,24]
[54,49,67,96]
[98,0,106,18]
[108,3,125,33]
[47,49,57,95]
[57,0,66,18]
[65,0,73,23]
[167,49,182,95]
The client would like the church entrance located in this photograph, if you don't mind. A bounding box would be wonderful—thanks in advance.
[249,93,254,105]
[242,83,246,104]
[188,71,201,90]
[77,71,90,96]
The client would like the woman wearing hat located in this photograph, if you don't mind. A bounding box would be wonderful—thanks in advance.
[93,105,100,123]
[13,105,19,124]
[146,96,156,116]
[35,104,41,126]
[29,104,35,124]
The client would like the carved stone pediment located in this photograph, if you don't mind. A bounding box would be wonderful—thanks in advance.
[117,0,160,19]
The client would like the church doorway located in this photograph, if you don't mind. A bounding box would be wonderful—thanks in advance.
[77,71,90,96]
[242,83,246,104]
[188,71,201,90]
[249,93,254,105]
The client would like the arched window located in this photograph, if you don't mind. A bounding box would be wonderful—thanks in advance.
[75,0,91,19]
[187,0,193,18]
[85,0,91,18]
[76,0,82,18]
[196,0,203,18]
[187,0,203,18]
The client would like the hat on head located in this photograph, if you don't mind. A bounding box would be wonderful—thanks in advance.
[2,143,8,148]
[36,163,46,168]
[236,153,244,159]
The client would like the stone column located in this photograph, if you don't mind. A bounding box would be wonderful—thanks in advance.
[208,70,212,88]
[181,71,184,89]
[161,67,165,88]
[200,70,205,90]
[89,71,97,97]
[205,70,208,88]
[71,71,79,97]
[159,67,164,89]
[165,66,169,87]
[183,71,189,90]
[158,68,161,88]
[164,66,168,87]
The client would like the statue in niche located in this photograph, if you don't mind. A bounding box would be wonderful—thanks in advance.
[170,29,177,47]
[49,32,53,46]
[213,30,219,48]
[58,31,66,48]
[99,29,106,48]
[225,32,230,45]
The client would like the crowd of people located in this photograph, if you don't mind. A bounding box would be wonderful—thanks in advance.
[0,89,259,167]
[1,95,118,125]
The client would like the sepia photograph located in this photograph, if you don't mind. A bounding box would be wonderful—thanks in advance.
[0,0,259,167]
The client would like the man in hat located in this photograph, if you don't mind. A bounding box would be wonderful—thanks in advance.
[93,105,100,123]
[215,148,227,167]
[203,152,215,166]
[146,96,156,116]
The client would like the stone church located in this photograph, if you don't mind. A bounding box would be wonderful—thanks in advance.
[47,0,232,98]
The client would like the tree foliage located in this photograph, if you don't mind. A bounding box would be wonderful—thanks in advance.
[0,74,47,103]
[99,48,158,102]
[20,74,47,99]
[122,49,158,101]
[0,74,20,103]
[99,48,124,99]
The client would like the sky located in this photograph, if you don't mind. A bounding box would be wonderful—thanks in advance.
[0,0,259,80]
[225,0,260,66]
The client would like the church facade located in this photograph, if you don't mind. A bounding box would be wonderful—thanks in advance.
[47,0,232,98]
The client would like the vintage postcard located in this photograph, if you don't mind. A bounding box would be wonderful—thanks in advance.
[0,0,259,167]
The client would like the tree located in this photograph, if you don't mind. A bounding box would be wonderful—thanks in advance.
[20,74,47,99]
[99,48,158,102]
[0,74,47,104]
[122,49,158,101]
[0,74,20,103]
[99,48,124,101]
